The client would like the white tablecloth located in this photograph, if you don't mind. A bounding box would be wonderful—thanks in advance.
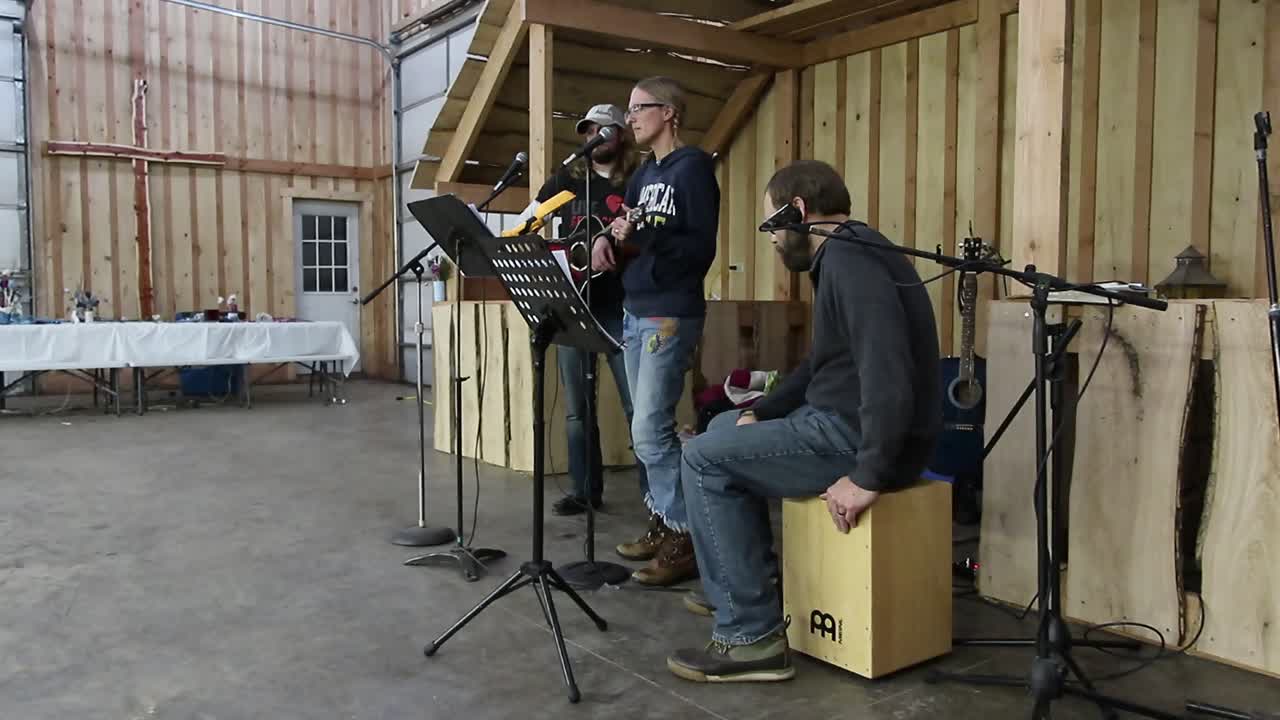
[0,321,360,374]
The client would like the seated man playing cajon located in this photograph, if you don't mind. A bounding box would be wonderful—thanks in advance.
[666,160,942,683]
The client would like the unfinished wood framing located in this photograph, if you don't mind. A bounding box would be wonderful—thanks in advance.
[803,0,979,66]
[703,72,775,159]
[435,1,526,183]
[527,23,554,206]
[521,0,806,68]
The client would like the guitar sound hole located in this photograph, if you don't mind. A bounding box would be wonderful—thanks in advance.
[947,376,984,410]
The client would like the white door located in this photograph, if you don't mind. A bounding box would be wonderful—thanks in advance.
[294,200,361,371]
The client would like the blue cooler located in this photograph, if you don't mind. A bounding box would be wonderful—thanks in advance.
[179,365,243,398]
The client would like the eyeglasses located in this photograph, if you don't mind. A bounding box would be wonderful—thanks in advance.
[625,103,667,119]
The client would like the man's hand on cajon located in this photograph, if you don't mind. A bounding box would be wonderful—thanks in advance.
[821,477,879,533]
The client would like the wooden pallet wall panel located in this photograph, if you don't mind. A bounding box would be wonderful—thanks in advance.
[1198,300,1280,676]
[978,300,1039,606]
[1065,303,1204,644]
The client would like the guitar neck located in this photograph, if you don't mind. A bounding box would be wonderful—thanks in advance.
[958,275,978,379]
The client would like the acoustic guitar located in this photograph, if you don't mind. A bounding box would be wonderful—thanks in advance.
[556,203,645,294]
[929,235,988,488]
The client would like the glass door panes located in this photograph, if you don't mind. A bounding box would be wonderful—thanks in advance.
[301,214,351,294]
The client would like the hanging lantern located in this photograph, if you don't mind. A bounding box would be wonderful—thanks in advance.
[1155,245,1228,300]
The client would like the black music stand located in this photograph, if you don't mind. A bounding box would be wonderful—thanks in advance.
[423,233,614,703]
[388,195,505,579]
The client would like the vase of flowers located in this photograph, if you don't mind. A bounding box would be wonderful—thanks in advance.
[428,256,449,302]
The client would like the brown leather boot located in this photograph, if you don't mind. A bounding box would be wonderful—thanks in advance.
[633,531,698,586]
[615,513,667,561]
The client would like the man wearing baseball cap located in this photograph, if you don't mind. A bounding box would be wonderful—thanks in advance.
[535,104,646,517]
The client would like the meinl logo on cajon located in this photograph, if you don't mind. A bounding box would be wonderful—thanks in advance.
[809,609,843,644]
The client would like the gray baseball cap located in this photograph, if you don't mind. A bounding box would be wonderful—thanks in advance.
[575,104,626,134]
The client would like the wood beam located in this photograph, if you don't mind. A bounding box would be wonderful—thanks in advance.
[732,0,887,34]
[702,72,774,159]
[529,23,554,212]
[45,141,225,166]
[45,143,393,181]
[436,1,527,183]
[521,0,805,68]
[1010,0,1073,276]
[732,0,945,38]
[803,0,977,66]
[434,182,531,214]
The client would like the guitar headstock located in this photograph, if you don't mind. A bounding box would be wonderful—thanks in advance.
[961,235,984,261]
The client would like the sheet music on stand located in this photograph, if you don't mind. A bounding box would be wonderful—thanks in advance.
[475,234,620,354]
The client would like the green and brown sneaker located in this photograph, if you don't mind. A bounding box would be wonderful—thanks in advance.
[667,632,795,683]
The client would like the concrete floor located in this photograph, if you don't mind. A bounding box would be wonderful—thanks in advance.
[1,380,1277,719]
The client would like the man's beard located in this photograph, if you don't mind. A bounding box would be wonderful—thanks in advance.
[591,145,618,164]
[777,228,813,272]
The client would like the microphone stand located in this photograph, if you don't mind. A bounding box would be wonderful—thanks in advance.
[1256,111,1279,433]
[785,223,1175,720]
[558,152,631,590]
[405,188,514,581]
[365,242,454,550]
[1185,109,1277,720]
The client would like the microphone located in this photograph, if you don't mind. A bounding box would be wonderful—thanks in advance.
[562,126,616,167]
[492,151,528,193]
[758,203,802,233]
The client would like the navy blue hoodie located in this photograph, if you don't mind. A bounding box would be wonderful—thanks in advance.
[621,146,719,318]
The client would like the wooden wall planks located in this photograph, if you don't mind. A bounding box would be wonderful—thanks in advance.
[28,0,397,376]
[709,0,1280,330]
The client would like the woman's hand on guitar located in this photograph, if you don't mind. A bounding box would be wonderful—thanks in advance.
[610,206,635,243]
[591,235,616,272]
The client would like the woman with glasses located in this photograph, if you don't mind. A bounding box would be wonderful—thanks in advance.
[591,76,719,587]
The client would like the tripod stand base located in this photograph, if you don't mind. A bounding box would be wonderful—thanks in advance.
[927,661,1182,720]
[1187,701,1278,720]
[558,559,631,590]
[406,545,507,582]
[954,636,1140,651]
[424,560,608,703]
[391,525,456,547]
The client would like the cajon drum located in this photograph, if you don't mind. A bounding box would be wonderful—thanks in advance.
[781,480,952,678]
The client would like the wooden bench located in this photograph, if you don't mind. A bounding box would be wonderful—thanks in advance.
[781,480,952,678]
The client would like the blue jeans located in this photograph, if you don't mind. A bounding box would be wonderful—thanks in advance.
[682,405,859,645]
[556,309,640,502]
[623,311,704,532]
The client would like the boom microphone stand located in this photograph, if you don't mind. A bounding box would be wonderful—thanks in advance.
[400,193,517,581]
[777,220,1175,720]
[365,233,454,551]
[1255,111,1280,434]
[559,146,630,590]
[368,176,526,556]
